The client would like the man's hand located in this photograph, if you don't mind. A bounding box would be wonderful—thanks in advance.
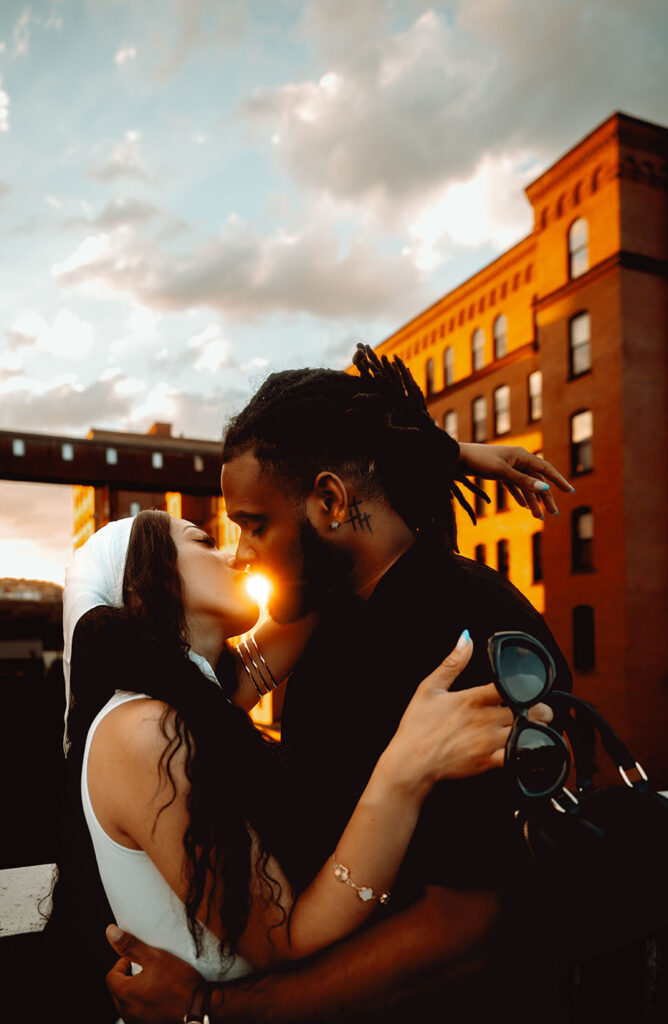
[105,924,202,1024]
[456,443,575,519]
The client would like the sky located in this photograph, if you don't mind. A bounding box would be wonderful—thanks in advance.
[1,0,667,584]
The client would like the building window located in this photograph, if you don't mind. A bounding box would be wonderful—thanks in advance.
[425,357,434,397]
[572,507,594,571]
[471,328,484,372]
[472,396,487,442]
[152,451,164,469]
[130,501,141,516]
[193,455,204,472]
[568,218,588,278]
[493,314,507,359]
[496,479,508,512]
[106,448,118,465]
[493,385,511,436]
[12,438,25,456]
[528,371,542,422]
[443,409,458,441]
[62,443,74,461]
[569,312,591,377]
[573,605,595,671]
[532,532,543,583]
[474,544,486,565]
[497,539,509,578]
[443,346,454,387]
[474,478,487,518]
[570,410,593,474]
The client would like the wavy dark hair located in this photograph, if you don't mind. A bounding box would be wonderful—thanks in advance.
[221,344,488,551]
[48,510,290,1002]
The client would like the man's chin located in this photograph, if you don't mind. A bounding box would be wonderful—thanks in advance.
[268,586,311,624]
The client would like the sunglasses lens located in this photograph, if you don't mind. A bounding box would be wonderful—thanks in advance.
[511,727,565,795]
[498,644,547,704]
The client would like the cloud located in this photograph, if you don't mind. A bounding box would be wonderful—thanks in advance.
[6,309,96,360]
[0,76,9,132]
[244,1,668,215]
[52,213,427,321]
[10,4,63,57]
[150,0,248,80]
[114,44,138,65]
[187,324,234,373]
[404,151,540,270]
[88,196,159,230]
[87,130,150,183]
[0,482,73,585]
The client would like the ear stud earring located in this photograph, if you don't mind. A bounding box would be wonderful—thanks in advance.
[330,520,341,531]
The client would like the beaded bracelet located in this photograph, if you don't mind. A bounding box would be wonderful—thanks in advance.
[332,855,391,905]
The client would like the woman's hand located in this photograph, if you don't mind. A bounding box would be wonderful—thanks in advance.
[380,633,551,798]
[456,443,575,519]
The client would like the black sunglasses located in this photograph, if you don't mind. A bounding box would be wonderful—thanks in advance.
[487,631,571,798]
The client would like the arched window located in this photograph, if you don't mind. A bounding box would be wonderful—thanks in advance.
[532,532,543,583]
[493,384,511,436]
[573,605,595,671]
[495,479,507,512]
[472,396,487,442]
[569,312,591,376]
[493,314,507,359]
[443,346,454,387]
[474,544,486,565]
[570,410,593,475]
[568,218,588,278]
[573,181,582,205]
[528,370,542,422]
[591,167,602,193]
[425,357,434,396]
[572,507,594,571]
[443,409,457,440]
[471,328,484,372]
[497,539,510,578]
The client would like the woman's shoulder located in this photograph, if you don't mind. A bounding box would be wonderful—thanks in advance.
[92,694,181,768]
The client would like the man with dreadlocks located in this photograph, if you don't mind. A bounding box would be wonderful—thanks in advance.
[106,345,575,1024]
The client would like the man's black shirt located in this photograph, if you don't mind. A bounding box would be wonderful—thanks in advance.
[281,534,572,894]
[277,535,573,1021]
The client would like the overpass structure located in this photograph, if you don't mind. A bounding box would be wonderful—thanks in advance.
[0,425,222,495]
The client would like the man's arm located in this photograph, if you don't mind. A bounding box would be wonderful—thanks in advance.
[107,886,498,1024]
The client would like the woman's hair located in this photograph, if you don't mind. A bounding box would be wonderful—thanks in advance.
[221,343,485,550]
[54,510,289,974]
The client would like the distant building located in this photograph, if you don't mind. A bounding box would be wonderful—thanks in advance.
[364,112,668,783]
[72,422,240,552]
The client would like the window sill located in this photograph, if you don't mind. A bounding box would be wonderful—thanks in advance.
[568,368,592,382]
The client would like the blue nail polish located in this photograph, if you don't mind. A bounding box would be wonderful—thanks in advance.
[569,486,576,493]
[535,482,550,491]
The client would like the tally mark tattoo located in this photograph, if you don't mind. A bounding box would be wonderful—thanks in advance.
[343,497,372,533]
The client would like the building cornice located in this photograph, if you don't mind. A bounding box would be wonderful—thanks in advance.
[533,251,668,312]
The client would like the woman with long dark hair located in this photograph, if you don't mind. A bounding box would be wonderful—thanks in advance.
[53,508,546,1014]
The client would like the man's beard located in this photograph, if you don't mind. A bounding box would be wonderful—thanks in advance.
[267,518,357,623]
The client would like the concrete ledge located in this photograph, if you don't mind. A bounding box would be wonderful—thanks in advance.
[0,863,55,937]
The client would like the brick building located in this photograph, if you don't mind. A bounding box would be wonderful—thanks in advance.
[367,112,668,783]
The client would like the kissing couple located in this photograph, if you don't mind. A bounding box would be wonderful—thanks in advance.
[48,345,574,1024]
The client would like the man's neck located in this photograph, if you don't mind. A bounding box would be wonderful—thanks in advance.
[347,505,415,599]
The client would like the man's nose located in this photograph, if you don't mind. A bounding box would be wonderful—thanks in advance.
[230,537,255,570]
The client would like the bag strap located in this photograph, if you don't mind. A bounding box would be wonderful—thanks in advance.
[550,691,651,793]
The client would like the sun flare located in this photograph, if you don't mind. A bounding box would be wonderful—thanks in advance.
[245,573,272,606]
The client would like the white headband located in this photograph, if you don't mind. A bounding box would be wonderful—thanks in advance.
[62,516,135,755]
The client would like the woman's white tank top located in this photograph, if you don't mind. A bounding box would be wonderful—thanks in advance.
[81,690,253,983]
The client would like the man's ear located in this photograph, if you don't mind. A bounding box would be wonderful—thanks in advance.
[306,471,349,532]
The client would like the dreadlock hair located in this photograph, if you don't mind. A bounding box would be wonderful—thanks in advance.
[222,344,487,551]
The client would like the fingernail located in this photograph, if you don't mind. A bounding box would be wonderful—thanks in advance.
[533,481,550,491]
[569,486,576,493]
[456,629,470,650]
[107,924,123,942]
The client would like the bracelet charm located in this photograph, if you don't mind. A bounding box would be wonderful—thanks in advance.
[332,856,391,905]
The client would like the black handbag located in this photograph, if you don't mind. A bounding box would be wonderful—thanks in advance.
[514,691,668,964]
